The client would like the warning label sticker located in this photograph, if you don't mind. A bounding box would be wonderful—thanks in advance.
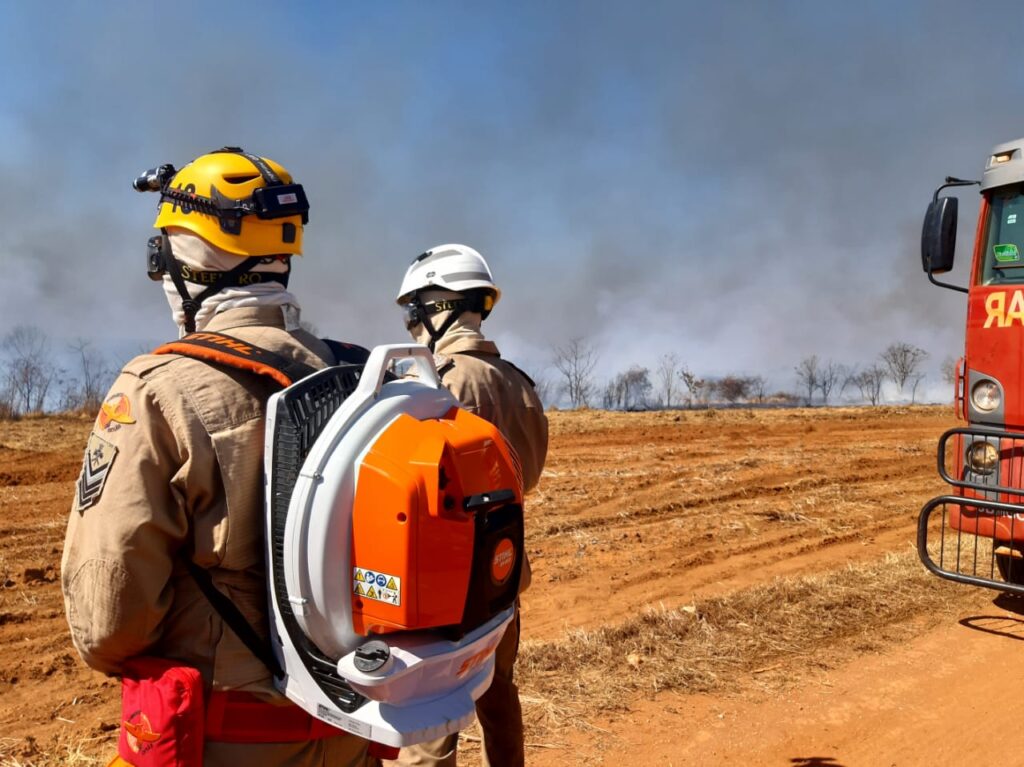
[353,567,401,606]
[317,703,370,737]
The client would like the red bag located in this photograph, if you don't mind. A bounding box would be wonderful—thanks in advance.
[118,657,204,767]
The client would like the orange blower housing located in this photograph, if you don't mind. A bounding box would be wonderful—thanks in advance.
[350,406,524,638]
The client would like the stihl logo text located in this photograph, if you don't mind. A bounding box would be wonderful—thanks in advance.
[456,639,500,678]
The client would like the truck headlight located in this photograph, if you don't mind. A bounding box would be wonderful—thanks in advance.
[966,440,999,475]
[972,380,1002,412]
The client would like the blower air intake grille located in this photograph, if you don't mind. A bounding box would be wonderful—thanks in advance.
[270,364,365,713]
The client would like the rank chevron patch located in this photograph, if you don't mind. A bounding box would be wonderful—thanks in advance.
[76,432,118,512]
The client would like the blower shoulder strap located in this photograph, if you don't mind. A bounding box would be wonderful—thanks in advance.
[321,338,371,366]
[184,559,285,679]
[152,331,361,680]
[153,331,317,388]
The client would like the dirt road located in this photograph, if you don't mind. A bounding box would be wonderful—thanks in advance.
[530,595,1024,766]
[3,406,1016,766]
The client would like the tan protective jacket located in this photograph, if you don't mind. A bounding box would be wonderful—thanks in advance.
[432,334,548,593]
[62,306,333,691]
[432,335,547,494]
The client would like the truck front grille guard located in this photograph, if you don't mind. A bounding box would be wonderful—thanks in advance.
[919,426,1024,595]
[918,495,1024,596]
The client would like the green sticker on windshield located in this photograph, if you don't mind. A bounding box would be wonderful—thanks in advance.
[994,244,1021,263]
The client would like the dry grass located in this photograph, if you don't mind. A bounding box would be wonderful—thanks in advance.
[545,404,947,437]
[0,414,91,453]
[518,548,973,737]
[0,735,107,767]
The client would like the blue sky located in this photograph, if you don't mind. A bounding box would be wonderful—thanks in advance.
[2,1,1023,396]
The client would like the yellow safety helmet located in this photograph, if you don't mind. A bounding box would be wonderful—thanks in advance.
[144,147,309,256]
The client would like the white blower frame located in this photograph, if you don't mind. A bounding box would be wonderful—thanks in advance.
[264,344,514,746]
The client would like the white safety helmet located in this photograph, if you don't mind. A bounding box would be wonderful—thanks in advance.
[396,244,501,307]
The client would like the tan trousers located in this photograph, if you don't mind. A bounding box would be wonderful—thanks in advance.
[110,735,379,767]
[386,609,523,767]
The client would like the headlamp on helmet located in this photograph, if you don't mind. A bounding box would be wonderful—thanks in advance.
[133,164,177,193]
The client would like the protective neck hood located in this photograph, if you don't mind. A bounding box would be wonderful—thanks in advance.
[162,230,301,337]
[407,288,486,351]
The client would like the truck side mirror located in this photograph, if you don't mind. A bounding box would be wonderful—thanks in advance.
[921,196,958,274]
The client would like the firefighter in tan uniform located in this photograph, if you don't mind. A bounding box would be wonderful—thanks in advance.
[390,245,549,767]
[61,149,377,766]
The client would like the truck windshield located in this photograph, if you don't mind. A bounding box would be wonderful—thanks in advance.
[981,184,1024,284]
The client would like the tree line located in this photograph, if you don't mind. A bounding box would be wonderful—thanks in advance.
[792,342,931,406]
[0,325,945,418]
[547,338,939,410]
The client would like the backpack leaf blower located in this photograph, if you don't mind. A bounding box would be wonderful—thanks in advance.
[264,344,524,746]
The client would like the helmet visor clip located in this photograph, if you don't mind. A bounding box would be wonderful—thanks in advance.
[402,302,423,331]
[146,236,167,281]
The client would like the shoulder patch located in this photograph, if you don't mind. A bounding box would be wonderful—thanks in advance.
[76,433,118,513]
[97,393,136,432]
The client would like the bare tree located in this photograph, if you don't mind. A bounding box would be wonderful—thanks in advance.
[2,326,57,414]
[601,378,620,410]
[0,380,14,419]
[679,366,711,408]
[852,365,886,406]
[621,366,652,410]
[656,353,681,408]
[910,374,926,404]
[552,337,599,409]
[880,342,929,394]
[794,355,820,406]
[62,339,115,413]
[941,356,958,387]
[602,366,653,411]
[816,360,847,405]
[749,375,768,404]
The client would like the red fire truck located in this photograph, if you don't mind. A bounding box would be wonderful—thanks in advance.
[919,136,1024,594]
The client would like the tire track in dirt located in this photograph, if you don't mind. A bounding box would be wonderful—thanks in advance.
[0,417,119,761]
[535,432,936,527]
[523,407,954,641]
[0,447,82,487]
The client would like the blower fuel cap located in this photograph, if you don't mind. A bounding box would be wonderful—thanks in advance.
[353,640,392,673]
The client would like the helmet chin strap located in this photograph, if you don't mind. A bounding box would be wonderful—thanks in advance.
[413,295,466,353]
[158,229,272,333]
